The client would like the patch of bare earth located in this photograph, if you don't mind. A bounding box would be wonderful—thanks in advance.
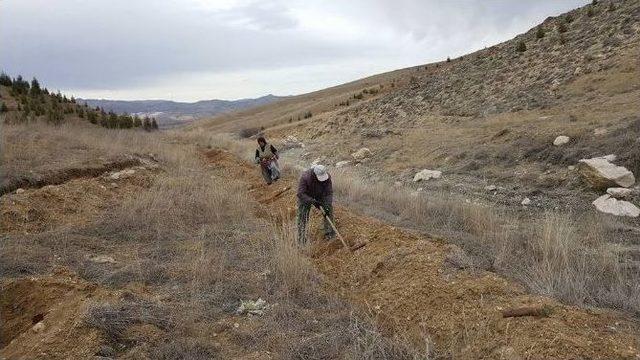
[203,148,640,359]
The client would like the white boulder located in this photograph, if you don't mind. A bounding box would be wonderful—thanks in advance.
[578,157,635,189]
[601,154,617,162]
[607,187,633,199]
[592,195,639,218]
[521,197,531,206]
[553,135,570,146]
[351,148,372,160]
[15,188,25,194]
[484,185,497,192]
[413,169,442,182]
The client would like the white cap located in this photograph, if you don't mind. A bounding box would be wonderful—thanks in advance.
[312,164,329,182]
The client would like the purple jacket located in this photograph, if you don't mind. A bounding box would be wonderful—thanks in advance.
[297,168,333,204]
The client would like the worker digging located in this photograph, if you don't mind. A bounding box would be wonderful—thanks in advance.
[254,136,280,185]
[296,164,335,244]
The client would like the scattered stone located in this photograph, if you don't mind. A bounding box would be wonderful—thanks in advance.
[484,185,497,191]
[15,188,25,194]
[607,187,633,199]
[521,197,532,206]
[553,135,570,146]
[281,135,304,150]
[96,345,116,358]
[592,195,640,218]
[351,147,372,160]
[32,321,45,333]
[109,169,136,180]
[568,165,576,171]
[416,187,423,192]
[90,255,116,264]
[413,169,442,182]
[394,181,402,187]
[593,128,608,136]
[578,157,635,189]
[236,298,267,316]
[335,161,351,168]
[110,183,118,188]
[361,128,397,138]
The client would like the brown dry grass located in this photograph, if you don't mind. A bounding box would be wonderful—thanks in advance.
[331,170,640,315]
[2,122,431,358]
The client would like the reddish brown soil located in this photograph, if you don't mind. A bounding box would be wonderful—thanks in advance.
[0,268,114,359]
[204,148,640,360]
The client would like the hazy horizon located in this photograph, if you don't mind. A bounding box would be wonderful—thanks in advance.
[1,0,588,102]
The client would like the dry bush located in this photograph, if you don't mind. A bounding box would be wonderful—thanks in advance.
[331,170,640,314]
[238,127,261,138]
[85,299,172,343]
[268,221,319,299]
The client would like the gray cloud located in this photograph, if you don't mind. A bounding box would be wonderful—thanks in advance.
[0,0,588,100]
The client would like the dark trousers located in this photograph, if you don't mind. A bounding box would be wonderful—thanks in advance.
[297,200,334,244]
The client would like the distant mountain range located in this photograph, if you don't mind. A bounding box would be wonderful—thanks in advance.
[80,94,285,128]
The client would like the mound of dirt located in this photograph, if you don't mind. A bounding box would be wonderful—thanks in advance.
[1,268,113,359]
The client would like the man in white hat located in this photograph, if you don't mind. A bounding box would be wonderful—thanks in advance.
[296,164,335,244]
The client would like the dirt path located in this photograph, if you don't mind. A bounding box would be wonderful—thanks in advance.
[204,148,640,359]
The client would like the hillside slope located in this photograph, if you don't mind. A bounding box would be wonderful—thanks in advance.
[196,0,640,213]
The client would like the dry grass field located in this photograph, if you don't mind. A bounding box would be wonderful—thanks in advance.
[3,1,640,358]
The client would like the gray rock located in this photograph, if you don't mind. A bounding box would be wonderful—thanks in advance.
[592,195,639,217]
[606,187,633,199]
[578,157,635,189]
[413,169,442,182]
[553,135,570,146]
[351,148,372,160]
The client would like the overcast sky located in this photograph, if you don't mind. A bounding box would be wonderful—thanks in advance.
[0,0,588,102]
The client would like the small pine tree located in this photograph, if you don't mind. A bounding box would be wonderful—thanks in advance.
[133,115,142,128]
[535,26,545,39]
[591,0,598,5]
[87,110,98,124]
[78,108,85,118]
[587,7,594,17]
[151,119,159,130]
[565,14,574,23]
[143,117,151,130]
[0,72,12,86]
[0,102,8,113]
[608,2,615,11]
[516,41,527,53]
[446,56,451,63]
[30,77,41,96]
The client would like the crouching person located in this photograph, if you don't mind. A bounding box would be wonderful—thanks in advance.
[254,136,280,185]
[297,164,335,244]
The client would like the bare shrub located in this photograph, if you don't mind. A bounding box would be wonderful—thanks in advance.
[85,299,172,342]
[238,127,261,138]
